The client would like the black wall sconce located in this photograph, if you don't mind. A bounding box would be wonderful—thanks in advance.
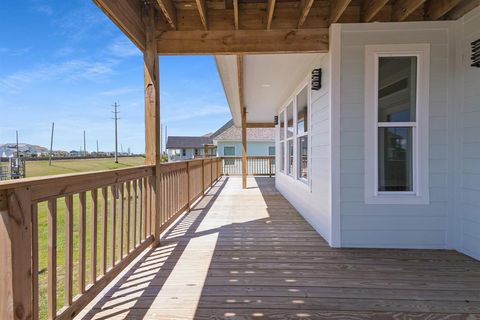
[274,116,278,125]
[311,68,322,90]
[472,38,480,68]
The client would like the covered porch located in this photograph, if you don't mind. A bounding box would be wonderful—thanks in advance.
[76,176,480,319]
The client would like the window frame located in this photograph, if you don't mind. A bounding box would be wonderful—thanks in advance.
[268,146,276,156]
[223,145,236,157]
[364,44,430,205]
[277,77,311,186]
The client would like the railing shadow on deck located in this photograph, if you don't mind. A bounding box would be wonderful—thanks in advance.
[79,177,230,319]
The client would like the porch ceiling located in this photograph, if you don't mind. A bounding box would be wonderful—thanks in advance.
[216,53,322,126]
[93,0,479,54]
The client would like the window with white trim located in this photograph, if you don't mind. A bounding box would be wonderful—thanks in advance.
[268,146,275,156]
[365,44,430,204]
[223,146,235,156]
[277,80,311,185]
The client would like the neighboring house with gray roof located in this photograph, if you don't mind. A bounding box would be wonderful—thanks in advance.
[166,119,275,161]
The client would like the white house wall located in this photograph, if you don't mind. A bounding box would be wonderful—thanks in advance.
[217,141,274,157]
[275,53,334,245]
[337,22,455,249]
[455,7,480,260]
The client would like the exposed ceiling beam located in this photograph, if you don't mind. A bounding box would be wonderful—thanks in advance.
[237,55,245,119]
[445,0,480,20]
[92,0,145,50]
[298,0,315,28]
[361,0,389,22]
[233,0,239,29]
[392,0,427,21]
[196,0,208,30]
[246,123,275,128]
[156,28,329,54]
[266,0,276,29]
[330,0,352,23]
[426,0,462,20]
[156,0,177,29]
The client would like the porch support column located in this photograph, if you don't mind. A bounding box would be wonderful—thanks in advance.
[241,107,247,189]
[143,4,161,246]
[237,55,247,189]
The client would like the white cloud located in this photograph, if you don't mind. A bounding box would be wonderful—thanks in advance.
[0,59,117,92]
[99,87,141,96]
[0,47,31,56]
[32,4,54,16]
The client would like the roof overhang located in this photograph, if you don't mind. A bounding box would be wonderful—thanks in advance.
[215,53,324,127]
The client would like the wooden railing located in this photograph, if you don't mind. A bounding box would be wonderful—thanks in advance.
[221,156,275,177]
[0,158,221,320]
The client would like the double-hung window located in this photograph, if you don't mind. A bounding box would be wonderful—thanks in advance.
[277,80,310,185]
[365,44,430,204]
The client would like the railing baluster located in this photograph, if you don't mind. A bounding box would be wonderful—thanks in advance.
[119,183,124,259]
[64,194,73,306]
[143,178,148,238]
[101,187,108,275]
[47,199,57,320]
[109,185,116,268]
[79,191,86,294]
[138,179,143,243]
[126,181,131,254]
[32,203,39,320]
[90,189,98,285]
[133,180,138,248]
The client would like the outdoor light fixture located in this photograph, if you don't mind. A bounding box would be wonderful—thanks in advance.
[471,39,480,67]
[274,116,279,125]
[311,68,322,90]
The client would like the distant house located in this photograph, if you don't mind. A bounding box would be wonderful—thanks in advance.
[166,119,275,162]
[212,120,275,157]
[166,136,215,161]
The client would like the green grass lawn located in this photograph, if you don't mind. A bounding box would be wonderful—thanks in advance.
[25,157,146,319]
[26,157,146,178]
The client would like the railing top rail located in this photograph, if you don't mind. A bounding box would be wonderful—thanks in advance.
[0,165,154,190]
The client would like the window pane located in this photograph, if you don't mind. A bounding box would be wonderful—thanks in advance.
[224,146,235,156]
[297,86,308,135]
[378,127,413,191]
[268,146,275,156]
[298,136,308,180]
[287,140,294,175]
[279,111,285,141]
[280,142,285,171]
[378,57,417,122]
[286,102,294,138]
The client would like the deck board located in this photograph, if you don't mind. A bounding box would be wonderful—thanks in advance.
[77,177,480,320]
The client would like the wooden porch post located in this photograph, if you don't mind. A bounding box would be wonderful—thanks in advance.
[237,55,247,189]
[0,188,33,320]
[143,4,161,247]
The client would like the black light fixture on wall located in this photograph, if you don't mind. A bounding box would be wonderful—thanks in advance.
[472,38,480,68]
[274,116,279,125]
[311,68,322,90]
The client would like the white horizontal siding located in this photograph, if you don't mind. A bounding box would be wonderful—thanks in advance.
[276,53,333,243]
[338,23,453,249]
[457,6,480,260]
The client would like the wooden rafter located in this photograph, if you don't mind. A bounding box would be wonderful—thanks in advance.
[246,123,275,128]
[196,0,208,30]
[392,0,427,21]
[361,0,389,22]
[426,0,462,20]
[298,0,315,28]
[446,0,480,19]
[266,0,276,29]
[156,28,329,54]
[330,0,352,23]
[233,0,239,29]
[92,0,145,50]
[156,0,177,29]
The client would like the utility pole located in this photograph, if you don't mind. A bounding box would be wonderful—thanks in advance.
[83,130,87,157]
[121,144,124,154]
[112,102,119,163]
[49,122,54,166]
[15,130,19,158]
[160,123,163,155]
[96,140,99,153]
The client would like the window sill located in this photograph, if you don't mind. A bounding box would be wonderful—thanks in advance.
[365,193,430,205]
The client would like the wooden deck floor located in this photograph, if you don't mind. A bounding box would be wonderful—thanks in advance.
[78,176,480,320]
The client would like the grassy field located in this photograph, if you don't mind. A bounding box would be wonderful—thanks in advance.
[26,157,146,178]
[22,157,146,319]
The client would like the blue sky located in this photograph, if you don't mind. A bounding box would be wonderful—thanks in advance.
[0,0,230,153]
